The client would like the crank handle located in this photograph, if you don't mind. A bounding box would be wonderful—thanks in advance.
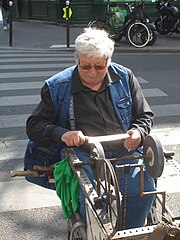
[10,170,39,177]
[86,133,130,144]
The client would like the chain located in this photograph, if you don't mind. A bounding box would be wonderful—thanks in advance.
[122,165,130,230]
[69,95,76,130]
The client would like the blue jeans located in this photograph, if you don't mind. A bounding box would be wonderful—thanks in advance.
[1,7,9,27]
[62,147,155,230]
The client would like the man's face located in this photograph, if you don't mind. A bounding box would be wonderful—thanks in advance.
[77,54,108,89]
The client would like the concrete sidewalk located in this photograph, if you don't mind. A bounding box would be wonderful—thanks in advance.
[0,19,180,52]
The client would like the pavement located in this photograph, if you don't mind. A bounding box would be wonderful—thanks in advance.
[0,18,180,53]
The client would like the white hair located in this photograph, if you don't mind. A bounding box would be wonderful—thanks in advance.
[75,27,115,59]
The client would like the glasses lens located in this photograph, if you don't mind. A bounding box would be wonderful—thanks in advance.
[79,65,106,70]
[94,65,106,70]
[80,65,92,70]
[78,58,107,71]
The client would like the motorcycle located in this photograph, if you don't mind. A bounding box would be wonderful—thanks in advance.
[155,0,180,35]
[87,2,157,48]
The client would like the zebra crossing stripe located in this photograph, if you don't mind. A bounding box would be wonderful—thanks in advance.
[151,104,180,117]
[0,63,73,70]
[137,77,148,83]
[0,114,29,128]
[0,127,180,161]
[1,112,180,130]
[0,180,60,213]
[152,127,180,145]
[2,97,180,111]
[0,82,44,90]
[0,139,28,161]
[0,53,73,57]
[142,88,167,97]
[0,71,61,78]
[0,57,73,63]
[0,95,40,106]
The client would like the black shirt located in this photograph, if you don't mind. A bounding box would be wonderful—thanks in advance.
[26,65,154,149]
[71,67,124,136]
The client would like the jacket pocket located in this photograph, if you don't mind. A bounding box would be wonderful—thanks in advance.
[116,97,132,125]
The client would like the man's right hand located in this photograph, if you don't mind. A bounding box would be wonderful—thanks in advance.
[61,130,86,147]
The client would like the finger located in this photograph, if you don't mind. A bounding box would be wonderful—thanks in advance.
[66,136,74,146]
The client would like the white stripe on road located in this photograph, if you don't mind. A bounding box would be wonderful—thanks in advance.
[0,114,29,128]
[152,104,180,117]
[0,82,44,90]
[0,63,72,70]
[0,79,147,90]
[0,95,40,106]
[0,180,60,213]
[142,88,167,97]
[158,175,180,193]
[0,139,28,161]
[0,127,180,162]
[0,104,180,130]
[137,77,148,83]
[151,127,180,146]
[1,93,173,107]
[0,166,178,213]
[0,145,179,214]
[0,53,73,57]
[0,81,45,91]
[0,71,59,78]
[0,57,73,63]
[158,164,180,193]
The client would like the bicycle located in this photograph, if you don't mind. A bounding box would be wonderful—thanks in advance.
[87,2,156,48]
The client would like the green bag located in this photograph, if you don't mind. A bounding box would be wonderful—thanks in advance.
[110,6,127,28]
[53,157,79,219]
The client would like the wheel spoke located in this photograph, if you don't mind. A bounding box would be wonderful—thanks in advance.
[95,157,122,230]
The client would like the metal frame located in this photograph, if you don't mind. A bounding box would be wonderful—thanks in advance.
[10,134,180,240]
[64,145,180,240]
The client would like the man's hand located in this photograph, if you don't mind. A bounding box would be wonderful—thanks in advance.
[61,130,86,147]
[124,129,141,151]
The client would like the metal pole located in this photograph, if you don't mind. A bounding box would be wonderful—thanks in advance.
[8,1,13,47]
[66,0,70,48]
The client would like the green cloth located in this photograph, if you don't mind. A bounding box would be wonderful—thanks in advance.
[53,157,79,219]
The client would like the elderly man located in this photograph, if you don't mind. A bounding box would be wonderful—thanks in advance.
[26,27,155,229]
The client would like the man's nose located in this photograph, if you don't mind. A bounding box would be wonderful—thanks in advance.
[88,66,97,74]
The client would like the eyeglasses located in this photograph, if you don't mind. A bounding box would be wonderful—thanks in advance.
[78,59,108,71]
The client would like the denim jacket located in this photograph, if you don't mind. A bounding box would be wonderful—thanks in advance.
[24,63,139,189]
[45,62,132,132]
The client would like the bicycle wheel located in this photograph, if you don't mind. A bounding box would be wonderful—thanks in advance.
[87,20,111,34]
[147,29,157,46]
[127,22,150,48]
[94,157,122,231]
[141,28,157,46]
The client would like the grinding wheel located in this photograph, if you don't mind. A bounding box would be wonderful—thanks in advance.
[143,134,164,178]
